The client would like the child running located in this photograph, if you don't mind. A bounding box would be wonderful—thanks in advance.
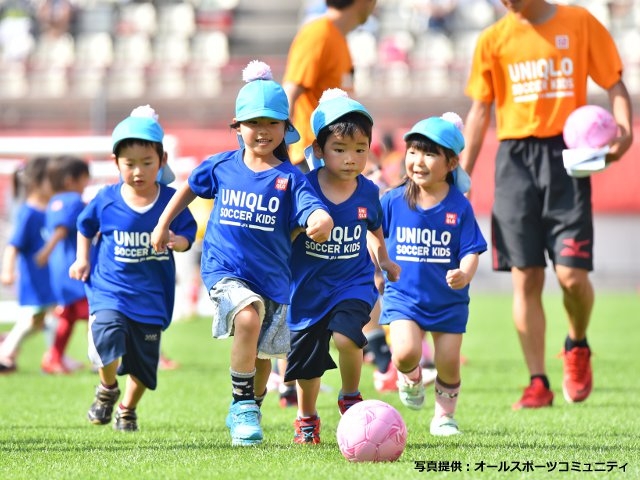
[379,113,487,436]
[37,155,91,374]
[69,105,197,432]
[0,157,56,373]
[151,61,333,447]
[285,89,400,444]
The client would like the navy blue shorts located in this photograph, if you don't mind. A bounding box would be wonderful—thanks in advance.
[493,135,593,271]
[284,299,371,382]
[88,310,162,390]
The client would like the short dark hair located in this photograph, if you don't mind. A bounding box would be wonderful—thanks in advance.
[47,155,90,193]
[114,138,164,161]
[327,0,356,9]
[315,111,373,149]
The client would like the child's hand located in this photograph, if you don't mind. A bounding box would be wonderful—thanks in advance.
[446,268,469,290]
[34,249,48,268]
[69,259,90,282]
[151,225,170,253]
[0,270,15,286]
[380,259,401,283]
[305,209,333,243]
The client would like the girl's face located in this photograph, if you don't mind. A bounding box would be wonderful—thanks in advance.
[314,130,370,181]
[238,117,286,156]
[116,143,162,193]
[405,144,455,189]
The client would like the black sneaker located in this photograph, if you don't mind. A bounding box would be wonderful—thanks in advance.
[114,407,138,432]
[87,385,120,425]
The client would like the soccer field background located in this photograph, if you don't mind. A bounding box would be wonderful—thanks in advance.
[1,292,638,480]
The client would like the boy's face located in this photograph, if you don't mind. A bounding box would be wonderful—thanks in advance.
[115,143,163,192]
[314,130,370,181]
[65,173,90,195]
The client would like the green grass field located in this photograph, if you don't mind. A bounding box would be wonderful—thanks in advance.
[1,292,639,480]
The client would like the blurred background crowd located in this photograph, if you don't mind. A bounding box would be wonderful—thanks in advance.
[1,0,639,131]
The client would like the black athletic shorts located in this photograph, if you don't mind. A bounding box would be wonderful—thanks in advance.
[492,135,593,272]
[283,299,371,382]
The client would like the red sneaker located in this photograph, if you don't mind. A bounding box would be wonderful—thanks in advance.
[338,392,363,415]
[512,377,554,410]
[562,346,592,403]
[373,362,398,392]
[41,353,70,375]
[293,415,321,444]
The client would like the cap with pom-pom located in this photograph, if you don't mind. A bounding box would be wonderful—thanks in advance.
[310,88,373,138]
[112,105,175,184]
[403,113,470,193]
[235,60,300,144]
[112,104,165,153]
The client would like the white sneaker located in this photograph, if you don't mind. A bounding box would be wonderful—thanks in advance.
[397,371,425,410]
[430,415,461,436]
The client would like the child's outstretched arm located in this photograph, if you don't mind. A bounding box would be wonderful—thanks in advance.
[367,227,401,282]
[35,226,67,267]
[69,232,92,282]
[151,182,197,252]
[446,253,480,290]
[305,209,333,243]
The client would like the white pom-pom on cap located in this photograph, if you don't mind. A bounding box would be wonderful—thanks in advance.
[130,105,159,121]
[441,112,463,131]
[319,88,349,104]
[242,60,273,83]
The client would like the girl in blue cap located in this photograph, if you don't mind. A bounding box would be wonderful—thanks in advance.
[69,105,197,432]
[151,61,333,447]
[379,112,487,436]
[284,88,400,444]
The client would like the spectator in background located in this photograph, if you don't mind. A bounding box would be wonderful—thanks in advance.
[283,0,378,171]
[35,0,74,39]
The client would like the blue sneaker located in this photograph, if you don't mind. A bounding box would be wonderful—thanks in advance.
[225,400,263,446]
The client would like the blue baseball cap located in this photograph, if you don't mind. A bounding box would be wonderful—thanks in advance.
[235,62,300,145]
[112,116,165,154]
[112,106,175,184]
[404,115,471,193]
[310,89,373,137]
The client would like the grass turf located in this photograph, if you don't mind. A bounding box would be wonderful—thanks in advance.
[0,292,638,479]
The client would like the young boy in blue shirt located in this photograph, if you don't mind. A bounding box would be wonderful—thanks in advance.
[69,105,197,432]
[285,89,401,444]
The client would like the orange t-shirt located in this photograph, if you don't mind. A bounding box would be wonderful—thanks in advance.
[465,5,623,140]
[283,17,354,164]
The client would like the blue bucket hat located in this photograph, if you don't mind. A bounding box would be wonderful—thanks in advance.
[111,105,175,184]
[305,89,373,170]
[310,88,373,137]
[235,60,300,145]
[403,113,471,193]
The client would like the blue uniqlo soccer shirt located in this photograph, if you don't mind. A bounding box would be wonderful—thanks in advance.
[380,185,487,333]
[287,170,381,331]
[188,149,329,304]
[45,191,87,305]
[9,204,56,307]
[77,183,197,329]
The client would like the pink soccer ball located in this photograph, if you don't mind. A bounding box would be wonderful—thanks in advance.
[336,399,407,462]
[563,105,617,149]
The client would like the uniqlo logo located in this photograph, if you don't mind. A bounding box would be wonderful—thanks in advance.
[555,35,569,49]
[357,207,367,219]
[275,177,288,191]
[445,212,457,225]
